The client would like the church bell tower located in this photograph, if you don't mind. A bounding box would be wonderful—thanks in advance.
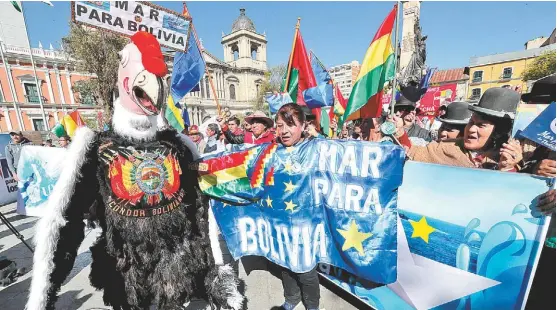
[221,8,267,71]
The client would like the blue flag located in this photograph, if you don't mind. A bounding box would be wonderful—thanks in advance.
[199,140,405,284]
[170,30,206,126]
[419,68,436,91]
[520,101,556,150]
[266,92,294,113]
[302,52,334,109]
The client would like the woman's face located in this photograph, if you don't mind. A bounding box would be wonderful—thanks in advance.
[276,115,305,147]
[463,113,495,150]
[243,122,252,132]
[437,123,463,141]
[251,120,267,137]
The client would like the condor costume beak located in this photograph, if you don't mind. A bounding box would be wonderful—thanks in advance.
[131,70,164,115]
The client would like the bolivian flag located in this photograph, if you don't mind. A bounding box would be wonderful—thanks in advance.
[198,143,277,204]
[52,110,86,138]
[341,5,397,123]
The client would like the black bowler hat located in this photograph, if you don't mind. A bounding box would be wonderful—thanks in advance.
[394,94,421,114]
[437,101,472,125]
[300,105,316,121]
[468,87,520,119]
[521,74,556,103]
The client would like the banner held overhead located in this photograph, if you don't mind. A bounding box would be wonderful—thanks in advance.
[71,1,191,51]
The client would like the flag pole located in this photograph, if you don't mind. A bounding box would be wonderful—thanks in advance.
[283,18,301,93]
[389,2,401,116]
[21,2,49,130]
[182,2,221,115]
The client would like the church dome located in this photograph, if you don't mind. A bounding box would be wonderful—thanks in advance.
[231,8,256,33]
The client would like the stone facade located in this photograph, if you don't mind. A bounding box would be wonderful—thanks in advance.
[181,8,267,125]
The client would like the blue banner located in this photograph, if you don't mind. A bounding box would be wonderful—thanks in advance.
[520,101,556,151]
[203,140,405,284]
[266,92,293,113]
[320,161,553,310]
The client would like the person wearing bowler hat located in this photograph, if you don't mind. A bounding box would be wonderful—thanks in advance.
[393,87,523,170]
[437,101,472,141]
[221,111,275,145]
[393,94,433,142]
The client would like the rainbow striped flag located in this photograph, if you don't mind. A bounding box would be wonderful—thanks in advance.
[198,143,278,204]
[51,110,86,137]
[341,5,397,123]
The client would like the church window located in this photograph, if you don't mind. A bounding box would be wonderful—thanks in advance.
[230,84,236,100]
[251,44,258,60]
[231,43,239,61]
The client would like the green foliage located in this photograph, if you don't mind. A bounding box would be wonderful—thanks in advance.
[522,51,556,82]
[252,64,287,112]
[82,117,99,130]
[62,24,127,122]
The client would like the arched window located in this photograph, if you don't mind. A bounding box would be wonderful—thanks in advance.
[234,51,239,61]
[229,84,236,100]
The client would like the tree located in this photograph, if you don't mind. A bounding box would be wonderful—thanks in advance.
[62,24,127,122]
[522,51,556,82]
[251,64,288,113]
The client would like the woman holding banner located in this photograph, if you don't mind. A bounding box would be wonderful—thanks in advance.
[273,103,322,310]
[395,87,523,171]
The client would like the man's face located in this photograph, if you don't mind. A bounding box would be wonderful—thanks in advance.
[189,133,201,142]
[228,121,238,132]
[59,137,69,147]
[251,120,267,137]
[463,113,495,150]
[206,128,215,137]
[395,106,416,125]
[10,133,22,143]
[45,141,53,147]
[243,122,252,132]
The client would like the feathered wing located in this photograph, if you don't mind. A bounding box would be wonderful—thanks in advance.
[26,127,99,310]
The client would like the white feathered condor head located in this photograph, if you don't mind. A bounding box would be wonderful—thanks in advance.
[117,31,168,116]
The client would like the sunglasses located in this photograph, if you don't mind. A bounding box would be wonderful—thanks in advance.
[394,106,415,113]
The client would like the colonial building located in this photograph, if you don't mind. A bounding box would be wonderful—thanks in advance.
[0,2,100,135]
[181,8,267,125]
[467,42,556,100]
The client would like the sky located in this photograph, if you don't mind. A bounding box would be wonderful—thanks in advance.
[21,1,556,70]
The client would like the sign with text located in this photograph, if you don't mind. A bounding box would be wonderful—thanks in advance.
[519,101,556,151]
[0,134,18,205]
[71,1,191,51]
[417,83,457,117]
[202,140,405,284]
[320,161,552,310]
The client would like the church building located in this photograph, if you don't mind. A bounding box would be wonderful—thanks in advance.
[180,8,267,125]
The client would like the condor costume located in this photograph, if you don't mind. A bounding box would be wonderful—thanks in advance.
[26,32,243,310]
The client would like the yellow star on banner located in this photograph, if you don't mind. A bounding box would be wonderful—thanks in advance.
[265,196,273,208]
[284,180,296,193]
[410,216,436,243]
[284,161,293,173]
[336,220,373,256]
[222,202,229,208]
[285,200,297,212]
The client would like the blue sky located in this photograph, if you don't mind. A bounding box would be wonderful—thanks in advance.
[22,1,556,70]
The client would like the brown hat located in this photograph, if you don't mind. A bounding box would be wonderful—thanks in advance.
[9,131,22,136]
[245,111,274,128]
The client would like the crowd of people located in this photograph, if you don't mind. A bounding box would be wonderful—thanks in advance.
[3,73,554,309]
[180,75,555,310]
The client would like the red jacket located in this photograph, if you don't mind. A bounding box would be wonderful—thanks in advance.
[222,124,275,145]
